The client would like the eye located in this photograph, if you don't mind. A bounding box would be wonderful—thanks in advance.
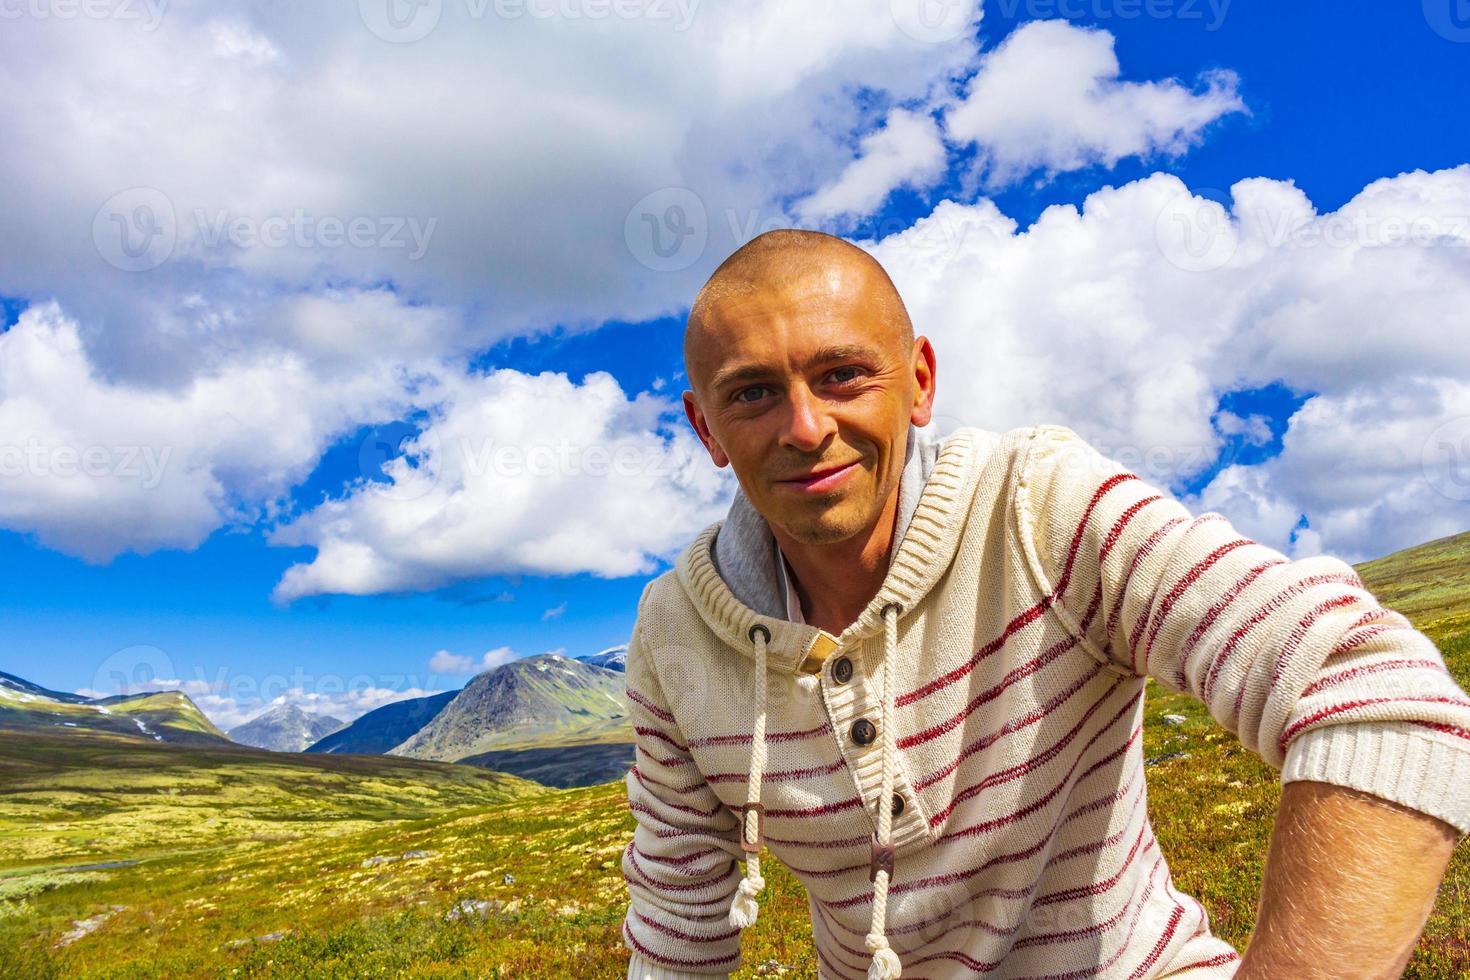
[734,385,770,404]
[829,366,864,384]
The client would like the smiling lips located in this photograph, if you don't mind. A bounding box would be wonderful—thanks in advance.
[777,460,861,492]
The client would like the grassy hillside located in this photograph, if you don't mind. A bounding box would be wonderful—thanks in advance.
[0,728,543,871]
[0,687,230,746]
[2,532,1468,977]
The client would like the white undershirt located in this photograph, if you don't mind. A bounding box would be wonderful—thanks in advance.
[774,543,806,624]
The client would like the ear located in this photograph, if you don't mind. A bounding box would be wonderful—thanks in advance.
[909,336,937,428]
[683,390,730,467]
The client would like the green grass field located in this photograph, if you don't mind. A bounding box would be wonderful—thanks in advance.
[2,531,1468,977]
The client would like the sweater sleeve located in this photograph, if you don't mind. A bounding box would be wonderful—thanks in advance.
[1014,423,1470,838]
[620,583,746,978]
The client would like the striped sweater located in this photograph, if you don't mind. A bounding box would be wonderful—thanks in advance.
[620,423,1470,979]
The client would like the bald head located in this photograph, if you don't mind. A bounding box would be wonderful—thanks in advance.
[684,229,914,395]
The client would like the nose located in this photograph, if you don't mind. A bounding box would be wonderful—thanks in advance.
[778,381,836,453]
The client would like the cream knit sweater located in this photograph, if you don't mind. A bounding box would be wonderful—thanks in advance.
[621,424,1470,980]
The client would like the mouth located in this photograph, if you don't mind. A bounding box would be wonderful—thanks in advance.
[775,459,862,492]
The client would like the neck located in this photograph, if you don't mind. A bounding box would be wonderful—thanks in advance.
[771,481,902,636]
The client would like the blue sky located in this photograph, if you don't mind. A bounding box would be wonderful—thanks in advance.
[2,1,1467,725]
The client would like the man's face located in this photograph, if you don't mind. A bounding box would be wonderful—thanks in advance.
[682,263,934,546]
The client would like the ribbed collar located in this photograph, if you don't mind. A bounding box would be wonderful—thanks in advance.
[675,426,985,673]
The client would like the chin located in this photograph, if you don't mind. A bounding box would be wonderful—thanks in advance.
[777,499,875,546]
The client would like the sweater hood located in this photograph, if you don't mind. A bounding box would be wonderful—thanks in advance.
[671,424,991,979]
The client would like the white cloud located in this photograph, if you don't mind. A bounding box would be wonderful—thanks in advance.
[542,602,567,621]
[425,645,525,677]
[267,367,732,601]
[945,20,1245,188]
[0,299,437,561]
[427,649,474,674]
[1214,410,1273,446]
[0,2,983,368]
[796,108,948,223]
[862,164,1470,565]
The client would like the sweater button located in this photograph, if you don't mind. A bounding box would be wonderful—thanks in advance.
[891,794,905,817]
[832,656,853,684]
[851,718,877,746]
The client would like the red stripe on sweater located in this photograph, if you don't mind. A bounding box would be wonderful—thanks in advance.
[1269,593,1365,686]
[622,921,740,970]
[1174,559,1290,688]
[1009,849,1166,980]
[1139,537,1254,669]
[1109,517,1190,665]
[1057,473,1142,598]
[1235,593,1363,723]
[1279,694,1470,755]
[1124,905,1186,980]
[817,767,1148,951]
[633,909,740,944]
[629,767,720,816]
[1125,515,1227,666]
[1169,952,1243,971]
[635,724,689,754]
[1202,573,1373,704]
[704,756,846,784]
[898,599,1053,707]
[630,842,721,870]
[685,718,832,748]
[634,742,690,768]
[629,764,706,798]
[912,662,1116,793]
[626,686,675,723]
[624,849,735,898]
[1410,720,1470,741]
[1033,820,1150,907]
[926,674,1131,826]
[899,631,1087,752]
[1327,623,1421,658]
[936,693,1141,839]
[1300,657,1449,697]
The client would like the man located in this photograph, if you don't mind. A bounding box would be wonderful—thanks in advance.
[620,229,1469,979]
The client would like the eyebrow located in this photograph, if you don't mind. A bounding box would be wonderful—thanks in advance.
[708,343,882,395]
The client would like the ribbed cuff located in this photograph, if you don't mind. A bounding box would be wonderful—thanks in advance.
[627,952,732,980]
[1280,722,1470,838]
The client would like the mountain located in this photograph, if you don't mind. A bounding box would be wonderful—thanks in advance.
[306,690,459,755]
[390,653,630,786]
[0,675,230,745]
[229,704,346,752]
[575,645,628,672]
[0,669,90,704]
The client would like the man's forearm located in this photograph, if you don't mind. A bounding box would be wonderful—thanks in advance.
[1236,778,1461,979]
